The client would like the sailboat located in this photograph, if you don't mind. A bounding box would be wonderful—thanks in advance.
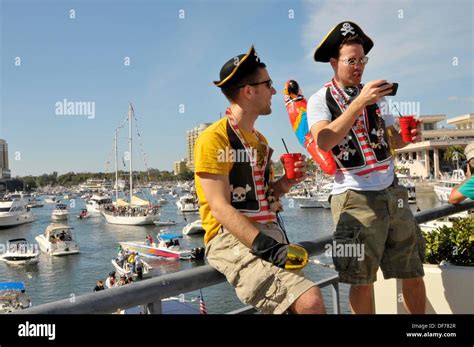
[102,104,160,225]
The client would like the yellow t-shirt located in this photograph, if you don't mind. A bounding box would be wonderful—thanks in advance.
[194,117,269,244]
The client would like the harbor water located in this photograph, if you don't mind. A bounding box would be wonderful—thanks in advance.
[0,191,441,314]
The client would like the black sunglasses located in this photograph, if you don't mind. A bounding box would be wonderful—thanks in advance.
[237,79,273,89]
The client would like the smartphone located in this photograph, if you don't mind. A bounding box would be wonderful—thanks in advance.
[381,82,398,96]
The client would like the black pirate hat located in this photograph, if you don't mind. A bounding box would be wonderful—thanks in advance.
[314,21,373,62]
[214,45,264,88]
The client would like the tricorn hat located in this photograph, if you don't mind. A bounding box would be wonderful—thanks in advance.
[313,21,374,62]
[214,45,264,88]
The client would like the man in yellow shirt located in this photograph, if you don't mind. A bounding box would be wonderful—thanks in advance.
[194,45,325,314]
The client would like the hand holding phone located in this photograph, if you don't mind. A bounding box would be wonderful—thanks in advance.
[380,82,398,96]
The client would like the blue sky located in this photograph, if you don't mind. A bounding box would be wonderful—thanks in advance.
[1,0,473,176]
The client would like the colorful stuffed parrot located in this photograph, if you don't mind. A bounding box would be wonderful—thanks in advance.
[283,80,336,175]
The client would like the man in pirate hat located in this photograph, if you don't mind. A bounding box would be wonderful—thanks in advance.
[449,142,474,203]
[307,21,425,314]
[194,45,325,314]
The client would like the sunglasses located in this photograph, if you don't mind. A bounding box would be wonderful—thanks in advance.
[237,79,273,89]
[339,56,369,66]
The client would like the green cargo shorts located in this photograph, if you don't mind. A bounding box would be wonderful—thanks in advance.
[330,184,425,285]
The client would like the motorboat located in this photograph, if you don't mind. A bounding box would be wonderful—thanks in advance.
[120,233,204,260]
[77,209,90,219]
[0,282,31,313]
[0,194,35,228]
[176,195,199,213]
[182,219,204,235]
[0,238,39,265]
[434,169,465,203]
[85,194,112,214]
[44,196,59,204]
[111,258,152,279]
[51,203,69,221]
[154,219,177,226]
[35,224,80,256]
[419,210,472,232]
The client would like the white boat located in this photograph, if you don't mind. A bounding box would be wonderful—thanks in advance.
[85,194,112,214]
[154,219,176,226]
[102,206,160,225]
[0,238,39,265]
[35,224,80,256]
[120,233,204,260]
[176,195,199,213]
[51,203,69,221]
[292,195,322,208]
[0,194,35,228]
[182,219,204,235]
[0,282,32,313]
[419,211,472,232]
[111,258,152,279]
[434,169,465,203]
[102,104,161,226]
[44,196,58,204]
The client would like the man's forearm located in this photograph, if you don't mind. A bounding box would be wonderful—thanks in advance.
[211,202,260,248]
[316,98,365,151]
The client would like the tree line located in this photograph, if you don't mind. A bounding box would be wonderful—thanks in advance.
[18,168,194,189]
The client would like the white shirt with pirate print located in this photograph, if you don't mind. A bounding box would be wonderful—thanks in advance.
[307,87,396,195]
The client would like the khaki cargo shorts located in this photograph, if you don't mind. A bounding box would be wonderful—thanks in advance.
[330,184,425,285]
[205,222,316,314]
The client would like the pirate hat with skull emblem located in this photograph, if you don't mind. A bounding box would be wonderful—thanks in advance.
[313,21,374,62]
[214,45,265,88]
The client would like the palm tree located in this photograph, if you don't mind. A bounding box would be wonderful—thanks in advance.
[443,145,465,170]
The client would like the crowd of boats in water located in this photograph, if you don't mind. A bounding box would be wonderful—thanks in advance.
[0,166,470,313]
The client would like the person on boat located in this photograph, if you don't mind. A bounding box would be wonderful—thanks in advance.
[105,272,116,289]
[117,275,127,286]
[94,280,105,292]
[194,45,325,314]
[128,252,137,274]
[449,142,474,204]
[307,21,425,314]
[117,249,125,268]
[135,255,143,280]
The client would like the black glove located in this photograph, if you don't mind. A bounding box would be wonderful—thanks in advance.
[251,232,308,270]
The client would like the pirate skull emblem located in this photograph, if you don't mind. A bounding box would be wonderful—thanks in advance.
[230,184,252,202]
[341,22,356,36]
[337,136,356,160]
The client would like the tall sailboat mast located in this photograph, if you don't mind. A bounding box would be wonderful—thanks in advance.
[128,103,133,203]
[114,127,119,202]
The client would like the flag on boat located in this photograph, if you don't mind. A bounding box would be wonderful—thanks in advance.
[199,289,207,315]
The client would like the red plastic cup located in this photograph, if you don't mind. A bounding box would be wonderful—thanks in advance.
[399,116,417,143]
[280,153,303,179]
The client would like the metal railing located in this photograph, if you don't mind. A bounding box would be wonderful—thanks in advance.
[17,200,474,315]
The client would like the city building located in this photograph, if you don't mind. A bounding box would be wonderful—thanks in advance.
[186,123,211,171]
[0,139,11,179]
[394,114,474,178]
[174,159,188,176]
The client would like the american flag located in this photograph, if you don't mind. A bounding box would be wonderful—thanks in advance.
[199,289,207,315]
